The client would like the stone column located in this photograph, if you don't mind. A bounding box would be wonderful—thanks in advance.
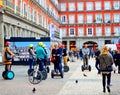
[0,22,4,55]
[67,40,70,51]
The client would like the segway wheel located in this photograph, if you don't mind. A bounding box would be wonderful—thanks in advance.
[7,71,15,80]
[46,66,50,73]
[81,65,84,72]
[41,70,47,80]
[28,70,43,84]
[2,71,8,79]
[63,66,69,72]
[89,65,91,71]
[51,70,54,78]
[27,69,34,75]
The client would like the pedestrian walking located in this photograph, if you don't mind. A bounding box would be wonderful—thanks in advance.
[94,48,101,74]
[99,46,114,93]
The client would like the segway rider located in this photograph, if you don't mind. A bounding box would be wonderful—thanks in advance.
[36,42,47,71]
[3,41,15,71]
[28,44,36,69]
[62,45,68,66]
[82,44,90,66]
[52,43,62,73]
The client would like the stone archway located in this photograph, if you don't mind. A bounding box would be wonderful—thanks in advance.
[83,41,98,49]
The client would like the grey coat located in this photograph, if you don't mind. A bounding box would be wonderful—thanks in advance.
[99,53,113,72]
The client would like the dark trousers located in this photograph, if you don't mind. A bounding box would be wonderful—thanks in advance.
[102,73,111,88]
[118,65,120,73]
[5,64,11,71]
[29,59,34,69]
[95,60,101,73]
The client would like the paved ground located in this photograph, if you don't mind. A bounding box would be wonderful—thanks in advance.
[0,58,120,95]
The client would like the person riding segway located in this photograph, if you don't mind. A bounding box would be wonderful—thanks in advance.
[81,44,91,71]
[51,43,64,78]
[2,41,15,80]
[27,44,36,75]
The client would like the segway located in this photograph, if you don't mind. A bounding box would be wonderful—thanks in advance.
[51,63,64,78]
[28,63,43,84]
[81,54,91,72]
[81,65,91,72]
[51,70,64,78]
[41,69,47,80]
[2,70,15,80]
[63,66,69,72]
[28,68,34,76]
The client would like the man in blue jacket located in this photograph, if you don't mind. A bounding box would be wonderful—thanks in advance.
[36,42,47,71]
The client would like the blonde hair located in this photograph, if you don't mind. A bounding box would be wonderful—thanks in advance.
[101,46,109,55]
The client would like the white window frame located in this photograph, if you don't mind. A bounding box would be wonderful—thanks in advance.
[61,3,66,11]
[61,15,67,23]
[104,14,110,23]
[78,28,84,36]
[78,14,83,24]
[114,14,120,23]
[78,2,83,11]
[69,3,75,11]
[60,28,66,37]
[87,28,93,36]
[114,1,119,10]
[114,27,120,36]
[69,15,75,24]
[86,2,93,11]
[69,28,75,36]
[87,14,92,23]
[104,1,111,10]
[95,14,102,23]
[96,27,102,36]
[95,2,101,10]
[105,27,111,36]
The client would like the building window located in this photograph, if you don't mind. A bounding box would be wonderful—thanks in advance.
[104,1,111,10]
[78,2,83,11]
[69,28,75,36]
[60,28,66,37]
[86,2,93,11]
[87,14,92,23]
[95,2,101,10]
[69,3,75,11]
[78,14,83,23]
[78,28,84,36]
[95,14,102,23]
[69,15,75,24]
[96,27,102,36]
[61,15,67,23]
[114,1,119,10]
[87,28,93,36]
[114,14,120,23]
[114,27,119,36]
[105,27,111,36]
[104,14,110,23]
[61,3,66,11]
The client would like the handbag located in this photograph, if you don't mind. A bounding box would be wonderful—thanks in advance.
[103,57,113,72]
[50,57,56,63]
[5,48,12,60]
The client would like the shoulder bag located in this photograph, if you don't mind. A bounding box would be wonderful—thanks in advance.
[5,48,12,60]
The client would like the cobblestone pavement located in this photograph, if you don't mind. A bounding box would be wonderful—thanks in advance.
[0,58,120,95]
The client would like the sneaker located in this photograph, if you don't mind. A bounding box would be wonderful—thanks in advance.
[107,86,111,93]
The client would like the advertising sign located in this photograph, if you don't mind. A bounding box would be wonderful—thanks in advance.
[5,37,51,65]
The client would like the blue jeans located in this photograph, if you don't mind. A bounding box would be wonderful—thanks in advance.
[29,59,34,69]
[95,60,101,74]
